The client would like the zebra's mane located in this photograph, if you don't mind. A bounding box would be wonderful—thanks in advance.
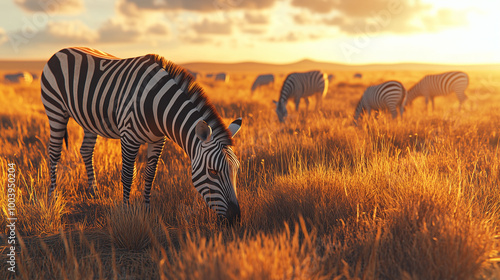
[147,54,234,146]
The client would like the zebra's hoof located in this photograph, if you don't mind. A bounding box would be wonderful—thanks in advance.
[48,190,59,203]
[85,186,98,199]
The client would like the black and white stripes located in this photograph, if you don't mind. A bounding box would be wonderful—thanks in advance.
[354,80,406,121]
[406,71,469,110]
[251,74,274,94]
[41,47,242,224]
[274,70,328,122]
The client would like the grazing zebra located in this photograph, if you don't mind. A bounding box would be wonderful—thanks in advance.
[273,70,328,122]
[41,47,243,224]
[215,72,229,83]
[251,74,274,94]
[406,71,469,110]
[354,80,406,121]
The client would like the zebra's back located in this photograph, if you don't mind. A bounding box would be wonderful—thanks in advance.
[41,47,171,142]
[251,74,274,92]
[354,80,406,120]
[420,71,468,97]
[408,71,469,106]
[279,70,327,102]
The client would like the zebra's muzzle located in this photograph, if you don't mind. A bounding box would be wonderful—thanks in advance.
[221,201,241,226]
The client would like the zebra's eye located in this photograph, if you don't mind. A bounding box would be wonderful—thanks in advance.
[208,169,218,177]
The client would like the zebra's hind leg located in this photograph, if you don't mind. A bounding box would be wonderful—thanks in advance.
[143,139,166,207]
[80,130,98,198]
[47,116,69,201]
[120,138,141,204]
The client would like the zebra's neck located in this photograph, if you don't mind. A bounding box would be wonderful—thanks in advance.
[278,79,294,104]
[407,82,422,103]
[145,55,233,158]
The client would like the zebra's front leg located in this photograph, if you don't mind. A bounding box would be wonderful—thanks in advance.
[294,97,301,112]
[80,130,98,197]
[143,139,166,206]
[47,117,69,200]
[304,97,310,112]
[120,138,140,204]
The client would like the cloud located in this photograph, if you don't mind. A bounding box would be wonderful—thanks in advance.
[147,23,170,36]
[241,27,266,34]
[268,31,322,42]
[120,0,277,12]
[292,0,469,35]
[39,20,98,44]
[244,11,269,24]
[14,0,84,14]
[97,20,142,43]
[191,19,232,35]
[422,9,469,31]
[178,33,212,44]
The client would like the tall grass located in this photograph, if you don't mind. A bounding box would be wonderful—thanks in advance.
[1,70,500,279]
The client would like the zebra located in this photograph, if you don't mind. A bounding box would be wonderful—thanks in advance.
[354,80,406,122]
[273,70,328,122]
[406,71,469,110]
[251,74,274,94]
[41,47,243,224]
[215,72,229,83]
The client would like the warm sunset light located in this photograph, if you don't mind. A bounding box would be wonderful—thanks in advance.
[0,0,498,64]
[2,1,500,279]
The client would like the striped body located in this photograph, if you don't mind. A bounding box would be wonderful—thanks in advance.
[354,80,406,121]
[406,71,469,110]
[251,74,274,93]
[215,73,229,83]
[41,47,242,223]
[274,70,328,122]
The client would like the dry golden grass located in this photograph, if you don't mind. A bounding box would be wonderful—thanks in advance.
[1,69,500,279]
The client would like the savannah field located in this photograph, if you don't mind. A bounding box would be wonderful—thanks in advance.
[2,67,500,279]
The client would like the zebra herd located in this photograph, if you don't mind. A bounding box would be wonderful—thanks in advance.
[269,70,468,123]
[40,47,470,225]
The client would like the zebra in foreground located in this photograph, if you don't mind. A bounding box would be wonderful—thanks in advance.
[406,71,469,110]
[251,74,274,94]
[273,70,328,122]
[354,80,406,122]
[41,47,243,224]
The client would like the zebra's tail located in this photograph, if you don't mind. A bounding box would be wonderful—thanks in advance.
[63,128,68,149]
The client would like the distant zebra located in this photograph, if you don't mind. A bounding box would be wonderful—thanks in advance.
[251,74,274,94]
[4,72,33,84]
[354,80,406,121]
[354,73,362,79]
[215,72,229,83]
[41,47,243,224]
[406,71,469,110]
[273,70,328,122]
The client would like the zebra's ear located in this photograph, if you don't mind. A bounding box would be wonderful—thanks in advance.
[228,118,242,138]
[196,120,212,143]
[272,100,278,105]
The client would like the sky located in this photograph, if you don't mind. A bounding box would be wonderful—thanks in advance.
[0,0,499,65]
